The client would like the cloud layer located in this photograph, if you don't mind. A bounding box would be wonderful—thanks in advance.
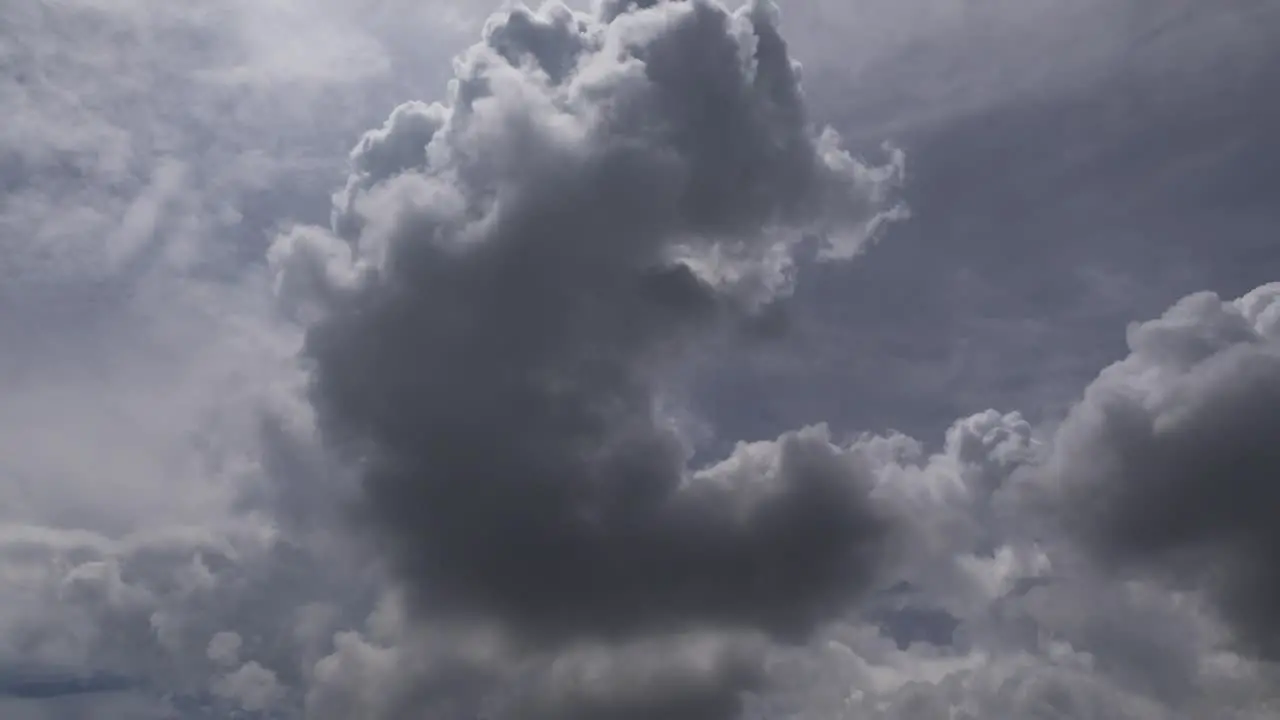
[4,0,1279,718]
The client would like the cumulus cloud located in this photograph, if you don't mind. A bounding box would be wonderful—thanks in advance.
[268,0,910,715]
[279,0,906,644]
[736,354,1280,718]
[7,0,1279,717]
[1048,282,1280,658]
[212,660,286,711]
[280,280,1280,720]
[264,2,1280,718]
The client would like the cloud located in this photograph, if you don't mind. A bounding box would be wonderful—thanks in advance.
[272,3,1280,718]
[279,0,906,644]
[1047,283,1280,658]
[290,280,1280,720]
[5,0,1279,717]
[270,0,909,715]
[212,660,286,711]
[736,367,1280,718]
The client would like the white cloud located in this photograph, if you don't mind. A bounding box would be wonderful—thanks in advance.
[207,631,243,668]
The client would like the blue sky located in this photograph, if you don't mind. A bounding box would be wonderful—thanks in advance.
[2,1,1278,718]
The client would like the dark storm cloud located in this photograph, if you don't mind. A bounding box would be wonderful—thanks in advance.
[278,0,903,655]
[1049,284,1280,658]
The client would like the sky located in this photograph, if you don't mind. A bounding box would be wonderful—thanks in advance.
[1,0,1278,718]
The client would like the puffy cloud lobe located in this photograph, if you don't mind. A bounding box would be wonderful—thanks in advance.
[854,410,1041,621]
[743,396,1279,719]
[292,396,1196,720]
[278,0,904,650]
[287,429,892,720]
[301,612,765,720]
[211,661,284,712]
[300,0,908,301]
[1049,283,1280,658]
[206,631,242,668]
[746,611,1189,720]
[301,417,1033,720]
[523,631,764,720]
[876,660,1170,720]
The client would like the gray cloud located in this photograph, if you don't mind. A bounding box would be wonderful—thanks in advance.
[273,0,906,716]
[282,0,904,645]
[291,281,1280,720]
[8,0,1280,717]
[1049,283,1280,658]
[301,612,768,720]
[512,631,766,720]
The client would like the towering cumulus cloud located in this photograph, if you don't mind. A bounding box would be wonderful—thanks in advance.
[1049,283,1280,659]
[270,0,905,717]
